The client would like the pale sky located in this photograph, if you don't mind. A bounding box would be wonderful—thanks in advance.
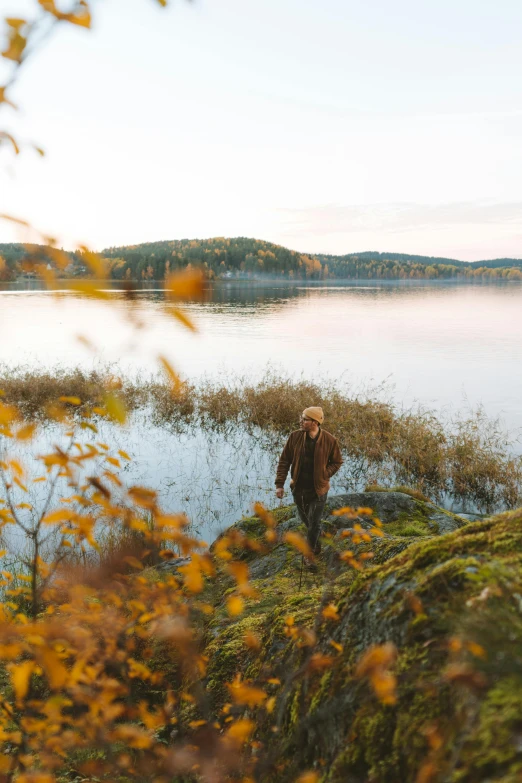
[1,0,522,260]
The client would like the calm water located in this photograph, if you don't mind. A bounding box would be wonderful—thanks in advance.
[1,280,521,537]
[1,279,521,431]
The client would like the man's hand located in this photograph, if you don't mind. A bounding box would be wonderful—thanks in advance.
[276,487,284,500]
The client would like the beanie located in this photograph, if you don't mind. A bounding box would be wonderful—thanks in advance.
[303,406,324,425]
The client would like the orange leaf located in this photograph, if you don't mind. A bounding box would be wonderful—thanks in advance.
[158,355,182,390]
[322,603,340,621]
[355,643,397,677]
[164,305,197,332]
[178,559,203,593]
[15,423,37,441]
[42,509,72,526]
[225,718,255,744]
[68,280,110,300]
[283,531,313,559]
[39,648,68,689]
[296,774,320,783]
[226,595,244,617]
[128,486,157,509]
[104,392,127,424]
[9,660,34,701]
[227,561,249,586]
[0,401,19,425]
[165,268,204,300]
[244,632,261,651]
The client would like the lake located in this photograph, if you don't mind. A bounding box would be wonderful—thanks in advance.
[1,279,521,537]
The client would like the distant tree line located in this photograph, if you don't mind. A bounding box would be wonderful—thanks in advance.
[1,237,522,281]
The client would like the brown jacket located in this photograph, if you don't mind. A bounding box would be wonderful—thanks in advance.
[275,428,343,496]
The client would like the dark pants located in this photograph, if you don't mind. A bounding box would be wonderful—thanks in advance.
[292,490,328,554]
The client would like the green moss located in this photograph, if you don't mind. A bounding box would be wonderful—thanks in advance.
[194,504,522,781]
[385,517,432,537]
[456,677,522,780]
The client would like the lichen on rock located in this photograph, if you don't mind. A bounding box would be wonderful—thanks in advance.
[176,493,522,781]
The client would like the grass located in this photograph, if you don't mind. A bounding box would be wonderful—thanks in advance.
[1,365,521,513]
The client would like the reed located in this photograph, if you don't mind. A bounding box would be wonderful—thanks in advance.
[1,365,520,512]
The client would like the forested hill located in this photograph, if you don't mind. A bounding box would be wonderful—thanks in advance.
[1,237,522,281]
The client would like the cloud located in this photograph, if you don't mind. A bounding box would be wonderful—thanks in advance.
[280,201,522,236]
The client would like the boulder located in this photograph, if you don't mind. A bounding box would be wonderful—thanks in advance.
[199,498,522,782]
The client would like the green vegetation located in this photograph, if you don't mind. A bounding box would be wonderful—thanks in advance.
[196,502,522,782]
[2,238,522,281]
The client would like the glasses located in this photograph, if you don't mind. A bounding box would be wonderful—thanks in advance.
[300,416,313,422]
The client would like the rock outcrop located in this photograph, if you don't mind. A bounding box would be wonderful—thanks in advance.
[199,492,522,782]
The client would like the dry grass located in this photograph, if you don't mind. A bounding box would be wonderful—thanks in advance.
[0,364,146,419]
[1,366,521,513]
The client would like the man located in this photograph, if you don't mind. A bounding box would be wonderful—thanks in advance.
[275,406,343,557]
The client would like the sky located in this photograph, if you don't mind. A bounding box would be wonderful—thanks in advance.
[1,0,522,260]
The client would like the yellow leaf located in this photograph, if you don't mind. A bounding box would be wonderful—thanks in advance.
[165,268,204,300]
[227,561,249,586]
[0,131,20,155]
[104,393,127,424]
[77,245,107,276]
[128,485,157,509]
[13,476,28,493]
[164,305,197,332]
[39,648,68,689]
[228,681,266,707]
[118,449,131,461]
[158,355,182,390]
[42,509,72,525]
[15,423,37,441]
[226,595,244,617]
[225,718,255,744]
[0,213,30,228]
[0,86,17,109]
[59,396,81,405]
[9,660,34,701]
[467,641,487,660]
[9,459,24,478]
[355,643,397,677]
[244,631,261,650]
[322,603,340,621]
[44,246,71,271]
[123,556,143,570]
[178,559,203,593]
[17,773,55,783]
[296,773,320,783]
[68,280,110,300]
[0,401,19,425]
[189,719,207,729]
[2,30,26,63]
[283,531,313,559]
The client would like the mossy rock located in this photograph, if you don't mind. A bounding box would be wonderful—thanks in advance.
[326,491,469,535]
[199,499,522,782]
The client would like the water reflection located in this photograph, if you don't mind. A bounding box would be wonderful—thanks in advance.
[1,280,521,433]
